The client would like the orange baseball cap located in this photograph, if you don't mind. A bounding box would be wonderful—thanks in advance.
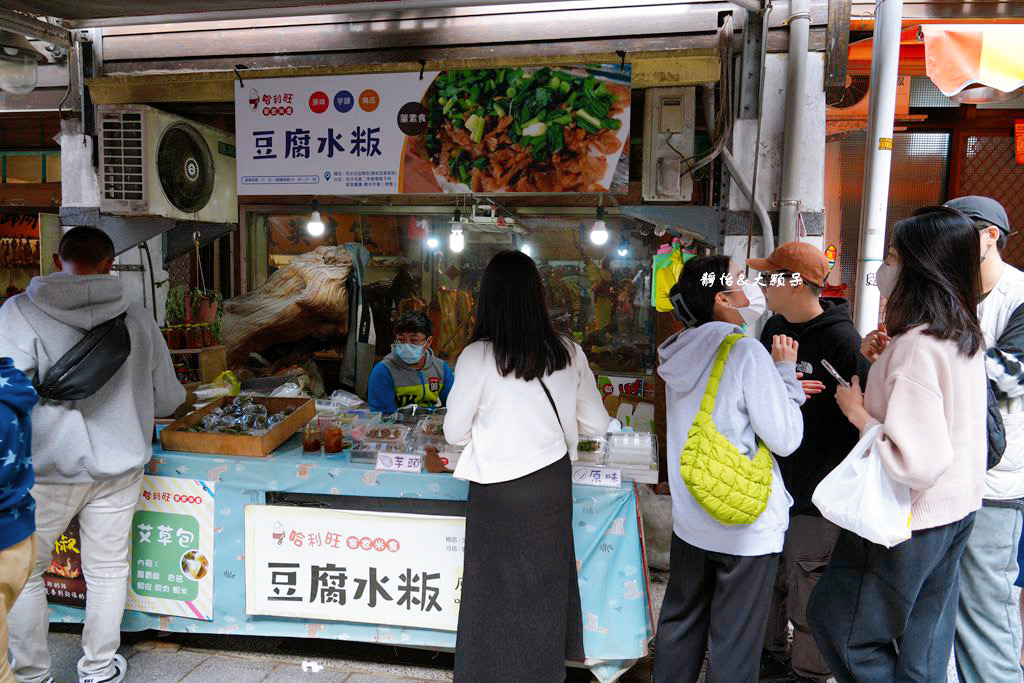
[747,241,829,288]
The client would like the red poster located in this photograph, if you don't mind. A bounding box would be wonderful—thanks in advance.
[43,516,86,608]
[1016,119,1024,166]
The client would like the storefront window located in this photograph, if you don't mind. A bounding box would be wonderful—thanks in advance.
[253,210,655,377]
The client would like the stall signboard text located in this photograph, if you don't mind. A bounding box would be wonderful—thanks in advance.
[234,65,631,195]
[126,476,216,621]
[245,506,465,631]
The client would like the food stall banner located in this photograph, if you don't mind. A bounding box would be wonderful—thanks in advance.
[43,516,86,607]
[245,505,465,631]
[234,65,631,195]
[126,476,216,621]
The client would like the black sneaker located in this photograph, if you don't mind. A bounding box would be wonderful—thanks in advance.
[759,651,791,680]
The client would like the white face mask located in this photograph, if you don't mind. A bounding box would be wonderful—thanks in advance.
[875,262,899,299]
[735,282,766,328]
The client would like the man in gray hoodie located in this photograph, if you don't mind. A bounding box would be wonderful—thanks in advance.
[0,227,185,683]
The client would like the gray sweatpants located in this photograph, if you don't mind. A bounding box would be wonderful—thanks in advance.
[653,533,778,683]
[954,503,1024,683]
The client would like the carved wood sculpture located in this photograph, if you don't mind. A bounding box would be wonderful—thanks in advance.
[222,246,353,365]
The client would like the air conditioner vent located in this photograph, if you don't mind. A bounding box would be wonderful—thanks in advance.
[101,111,144,202]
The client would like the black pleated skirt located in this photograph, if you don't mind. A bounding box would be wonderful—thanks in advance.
[454,454,584,683]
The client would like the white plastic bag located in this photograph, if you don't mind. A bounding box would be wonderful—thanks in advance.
[811,423,913,548]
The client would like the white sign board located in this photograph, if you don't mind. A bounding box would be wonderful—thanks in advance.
[572,466,623,488]
[245,505,465,630]
[375,452,423,473]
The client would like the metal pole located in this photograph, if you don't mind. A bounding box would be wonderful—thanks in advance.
[853,0,903,334]
[778,0,810,244]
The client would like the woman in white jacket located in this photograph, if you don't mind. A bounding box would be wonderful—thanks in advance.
[444,250,611,682]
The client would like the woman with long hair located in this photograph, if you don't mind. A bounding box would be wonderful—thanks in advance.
[807,206,988,681]
[443,250,611,682]
[654,254,806,682]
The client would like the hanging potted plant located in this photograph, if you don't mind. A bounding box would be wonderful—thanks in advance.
[190,287,222,323]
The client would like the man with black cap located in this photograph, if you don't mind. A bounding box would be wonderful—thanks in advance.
[945,195,1024,683]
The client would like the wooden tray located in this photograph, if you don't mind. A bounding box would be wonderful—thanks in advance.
[160,396,314,457]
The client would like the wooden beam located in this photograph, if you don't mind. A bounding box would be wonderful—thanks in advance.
[0,183,61,210]
[825,0,852,97]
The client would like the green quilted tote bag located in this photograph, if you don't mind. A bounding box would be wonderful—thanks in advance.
[679,334,773,525]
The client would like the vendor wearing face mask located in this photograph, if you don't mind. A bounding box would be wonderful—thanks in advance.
[368,311,454,414]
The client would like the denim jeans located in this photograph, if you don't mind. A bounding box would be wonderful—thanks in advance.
[955,503,1024,683]
[9,470,142,683]
[808,514,975,683]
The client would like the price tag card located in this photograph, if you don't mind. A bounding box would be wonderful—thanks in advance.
[571,465,623,488]
[375,452,423,473]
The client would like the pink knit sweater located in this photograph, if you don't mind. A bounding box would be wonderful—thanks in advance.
[862,325,986,531]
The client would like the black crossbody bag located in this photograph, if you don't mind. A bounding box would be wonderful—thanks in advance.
[539,377,570,456]
[34,312,132,401]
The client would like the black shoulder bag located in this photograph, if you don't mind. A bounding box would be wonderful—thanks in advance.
[539,377,570,456]
[34,312,132,401]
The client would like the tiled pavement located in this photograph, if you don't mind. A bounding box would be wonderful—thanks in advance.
[40,575,664,683]
[40,572,979,682]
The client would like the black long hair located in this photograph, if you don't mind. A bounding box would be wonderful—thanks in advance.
[471,250,571,380]
[884,206,984,356]
[669,254,732,327]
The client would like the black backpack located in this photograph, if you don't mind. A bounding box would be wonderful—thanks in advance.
[34,312,132,401]
[987,378,1006,470]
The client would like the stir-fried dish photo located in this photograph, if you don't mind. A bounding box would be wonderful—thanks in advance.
[405,66,631,193]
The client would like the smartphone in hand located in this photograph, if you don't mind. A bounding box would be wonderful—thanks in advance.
[820,359,851,388]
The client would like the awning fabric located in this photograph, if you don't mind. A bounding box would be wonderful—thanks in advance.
[921,25,1024,97]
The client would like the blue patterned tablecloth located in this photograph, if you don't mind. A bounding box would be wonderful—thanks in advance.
[49,437,654,682]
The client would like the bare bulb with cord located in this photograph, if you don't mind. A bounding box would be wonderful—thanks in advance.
[450,227,465,253]
[520,243,532,257]
[590,218,609,246]
[306,210,325,237]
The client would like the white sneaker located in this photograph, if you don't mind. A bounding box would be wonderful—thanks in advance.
[80,654,127,683]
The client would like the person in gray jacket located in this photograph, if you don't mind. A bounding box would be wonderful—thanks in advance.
[0,227,185,683]
[654,254,805,683]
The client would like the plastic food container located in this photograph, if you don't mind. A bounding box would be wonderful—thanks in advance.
[607,432,655,465]
[416,416,446,437]
[362,424,410,446]
[576,435,608,464]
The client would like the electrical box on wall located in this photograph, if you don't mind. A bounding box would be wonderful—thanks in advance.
[642,87,696,202]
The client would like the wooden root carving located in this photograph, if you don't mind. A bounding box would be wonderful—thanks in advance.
[222,246,353,365]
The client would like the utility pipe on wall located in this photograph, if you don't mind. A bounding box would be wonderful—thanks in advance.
[778,0,811,244]
[701,84,775,258]
[852,0,904,334]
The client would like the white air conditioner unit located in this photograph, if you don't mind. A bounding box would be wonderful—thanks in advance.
[98,104,237,223]
[642,87,696,202]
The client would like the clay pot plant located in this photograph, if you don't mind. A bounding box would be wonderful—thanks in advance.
[189,288,223,323]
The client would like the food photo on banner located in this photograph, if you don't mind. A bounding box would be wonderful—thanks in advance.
[233,64,631,195]
[245,505,465,631]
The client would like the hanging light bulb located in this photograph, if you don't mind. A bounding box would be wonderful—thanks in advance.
[520,243,532,257]
[617,233,630,258]
[450,208,465,253]
[423,218,439,250]
[590,205,609,246]
[306,199,325,237]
